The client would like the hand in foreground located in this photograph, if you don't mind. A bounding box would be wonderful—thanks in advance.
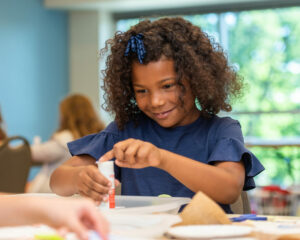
[41,197,109,240]
[0,196,109,240]
[100,138,163,169]
[74,164,111,203]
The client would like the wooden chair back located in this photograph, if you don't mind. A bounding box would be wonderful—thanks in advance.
[0,136,32,193]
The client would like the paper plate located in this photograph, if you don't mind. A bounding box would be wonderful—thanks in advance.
[166,224,253,239]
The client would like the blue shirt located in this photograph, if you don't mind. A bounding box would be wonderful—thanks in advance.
[68,114,264,213]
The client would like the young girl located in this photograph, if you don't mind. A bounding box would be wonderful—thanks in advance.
[50,17,264,213]
[29,94,105,193]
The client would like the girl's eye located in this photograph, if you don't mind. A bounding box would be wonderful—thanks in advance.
[135,89,147,94]
[163,84,175,89]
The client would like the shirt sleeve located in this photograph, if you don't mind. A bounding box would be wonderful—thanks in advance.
[67,123,122,181]
[67,132,116,160]
[207,119,265,190]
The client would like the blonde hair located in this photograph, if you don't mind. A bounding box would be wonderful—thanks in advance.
[0,109,7,141]
[57,94,105,139]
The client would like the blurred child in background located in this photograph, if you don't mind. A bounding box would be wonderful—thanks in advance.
[28,94,105,193]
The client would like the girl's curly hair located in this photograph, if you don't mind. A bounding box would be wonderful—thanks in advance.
[101,17,243,129]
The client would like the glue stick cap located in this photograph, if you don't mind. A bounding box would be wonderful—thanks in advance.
[98,161,114,173]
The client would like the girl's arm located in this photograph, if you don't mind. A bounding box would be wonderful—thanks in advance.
[0,196,109,240]
[50,155,111,203]
[159,149,245,204]
[100,139,245,204]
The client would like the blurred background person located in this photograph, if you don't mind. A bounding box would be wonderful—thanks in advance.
[27,94,105,193]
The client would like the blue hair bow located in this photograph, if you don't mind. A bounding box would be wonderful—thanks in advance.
[124,33,146,64]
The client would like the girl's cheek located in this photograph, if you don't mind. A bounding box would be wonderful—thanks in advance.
[135,98,146,109]
[171,91,180,103]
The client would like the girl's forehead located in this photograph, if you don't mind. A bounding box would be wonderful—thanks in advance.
[132,59,176,83]
[132,58,175,72]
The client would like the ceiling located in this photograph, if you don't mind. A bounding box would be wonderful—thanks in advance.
[44,0,300,13]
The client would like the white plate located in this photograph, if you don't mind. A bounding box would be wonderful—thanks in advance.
[166,225,253,239]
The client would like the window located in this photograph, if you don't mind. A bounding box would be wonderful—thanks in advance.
[116,7,300,186]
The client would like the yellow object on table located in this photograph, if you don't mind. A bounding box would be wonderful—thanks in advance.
[35,234,64,240]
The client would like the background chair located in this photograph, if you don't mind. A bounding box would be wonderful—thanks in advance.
[230,191,251,214]
[0,136,32,193]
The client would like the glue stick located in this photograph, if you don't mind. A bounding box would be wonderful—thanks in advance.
[98,161,115,209]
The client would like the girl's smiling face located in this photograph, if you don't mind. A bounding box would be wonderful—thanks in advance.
[132,58,200,128]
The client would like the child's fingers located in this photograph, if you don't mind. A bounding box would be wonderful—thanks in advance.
[115,159,145,169]
[115,159,128,168]
[56,226,69,237]
[87,168,111,188]
[100,138,139,163]
[79,186,107,202]
[99,150,114,162]
[124,143,140,165]
[114,179,120,187]
[102,138,139,162]
[68,218,89,240]
[83,207,110,240]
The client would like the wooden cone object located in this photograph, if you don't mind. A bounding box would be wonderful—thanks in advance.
[174,191,231,226]
[278,235,300,240]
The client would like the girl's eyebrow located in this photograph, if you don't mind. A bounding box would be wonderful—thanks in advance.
[133,77,176,87]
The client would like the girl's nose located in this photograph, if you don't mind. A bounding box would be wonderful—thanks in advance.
[150,93,165,107]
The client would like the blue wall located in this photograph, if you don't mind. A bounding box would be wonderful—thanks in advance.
[0,0,69,143]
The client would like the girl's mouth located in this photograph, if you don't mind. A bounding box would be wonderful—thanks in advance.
[153,108,174,119]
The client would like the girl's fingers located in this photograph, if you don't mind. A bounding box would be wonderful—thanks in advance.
[78,189,94,200]
[113,143,126,162]
[100,138,140,163]
[115,159,145,169]
[101,139,155,168]
[77,165,111,201]
[85,174,110,194]
[114,179,120,187]
[83,167,110,192]
[115,160,128,168]
[79,186,106,202]
[135,144,149,162]
[77,167,108,193]
[124,142,140,165]
[99,150,114,162]
[102,138,135,162]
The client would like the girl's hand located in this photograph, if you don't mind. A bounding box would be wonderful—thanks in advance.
[100,138,163,168]
[74,165,111,203]
[41,198,109,240]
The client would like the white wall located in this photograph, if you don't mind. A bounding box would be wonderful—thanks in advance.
[69,11,99,112]
[68,10,115,124]
[97,10,115,123]
[0,0,68,142]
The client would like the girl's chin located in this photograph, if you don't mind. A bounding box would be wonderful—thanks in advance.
[155,119,178,128]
